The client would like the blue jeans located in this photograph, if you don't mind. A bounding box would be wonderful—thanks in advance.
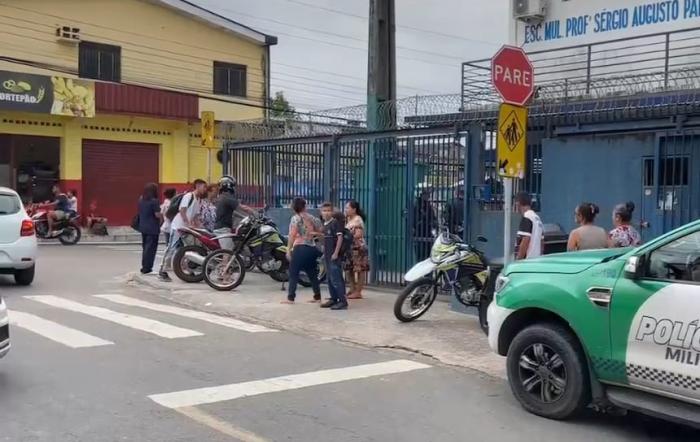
[287,245,322,301]
[325,257,347,304]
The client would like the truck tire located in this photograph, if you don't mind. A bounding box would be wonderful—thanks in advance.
[506,323,590,420]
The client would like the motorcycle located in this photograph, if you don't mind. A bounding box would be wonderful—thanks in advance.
[393,228,498,331]
[27,204,81,245]
[172,227,221,283]
[202,213,325,291]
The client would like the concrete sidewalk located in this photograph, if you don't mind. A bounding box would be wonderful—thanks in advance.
[128,271,506,379]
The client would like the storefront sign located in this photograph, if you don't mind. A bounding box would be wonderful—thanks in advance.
[51,76,95,118]
[0,70,95,118]
[0,71,52,113]
[201,111,216,148]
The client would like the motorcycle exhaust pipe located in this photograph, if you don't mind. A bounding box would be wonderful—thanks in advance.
[183,251,205,266]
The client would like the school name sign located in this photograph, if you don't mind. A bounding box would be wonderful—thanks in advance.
[523,0,700,44]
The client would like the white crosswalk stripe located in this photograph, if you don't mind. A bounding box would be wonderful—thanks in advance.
[9,310,114,348]
[94,295,277,333]
[24,296,203,339]
[149,359,431,409]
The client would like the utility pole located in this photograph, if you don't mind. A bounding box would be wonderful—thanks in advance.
[367,0,396,131]
[365,0,396,284]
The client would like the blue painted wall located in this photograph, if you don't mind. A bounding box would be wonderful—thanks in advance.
[539,132,655,235]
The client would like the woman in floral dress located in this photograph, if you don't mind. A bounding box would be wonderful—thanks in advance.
[344,200,369,299]
[609,201,642,248]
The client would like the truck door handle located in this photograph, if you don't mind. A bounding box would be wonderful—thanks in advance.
[587,287,612,308]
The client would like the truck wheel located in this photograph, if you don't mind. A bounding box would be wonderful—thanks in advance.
[506,323,590,420]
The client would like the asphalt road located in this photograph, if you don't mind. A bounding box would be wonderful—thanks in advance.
[0,246,697,442]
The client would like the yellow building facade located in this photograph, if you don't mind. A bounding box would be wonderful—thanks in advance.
[0,0,275,224]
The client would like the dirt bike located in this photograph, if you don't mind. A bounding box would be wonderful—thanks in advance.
[172,227,221,283]
[393,228,500,332]
[27,204,81,245]
[202,213,325,291]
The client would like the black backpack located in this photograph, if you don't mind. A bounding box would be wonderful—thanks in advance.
[340,227,354,258]
[165,192,193,221]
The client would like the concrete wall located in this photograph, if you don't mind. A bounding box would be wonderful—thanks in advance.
[539,132,656,234]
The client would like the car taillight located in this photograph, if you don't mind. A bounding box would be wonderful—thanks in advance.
[20,220,35,237]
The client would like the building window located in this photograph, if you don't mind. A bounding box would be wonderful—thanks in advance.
[213,62,246,97]
[79,41,121,82]
[659,156,689,186]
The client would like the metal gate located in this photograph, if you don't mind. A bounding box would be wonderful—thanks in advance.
[641,131,700,240]
[225,127,468,286]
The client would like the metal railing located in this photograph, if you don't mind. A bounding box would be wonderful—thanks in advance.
[462,26,700,108]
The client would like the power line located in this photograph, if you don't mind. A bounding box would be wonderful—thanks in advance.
[213,4,472,62]
[0,4,443,93]
[0,55,364,122]
[0,16,372,100]
[283,0,500,47]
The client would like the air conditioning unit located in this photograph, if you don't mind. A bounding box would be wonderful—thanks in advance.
[513,0,547,22]
[56,26,80,44]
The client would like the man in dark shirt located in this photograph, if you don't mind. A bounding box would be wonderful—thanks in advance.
[213,175,253,250]
[320,202,348,310]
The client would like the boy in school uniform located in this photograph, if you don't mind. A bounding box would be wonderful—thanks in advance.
[320,202,348,310]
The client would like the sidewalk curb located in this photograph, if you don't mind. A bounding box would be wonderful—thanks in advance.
[127,272,504,380]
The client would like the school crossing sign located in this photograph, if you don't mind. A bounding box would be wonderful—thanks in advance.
[497,103,528,179]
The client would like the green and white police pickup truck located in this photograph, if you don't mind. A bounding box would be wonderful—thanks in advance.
[487,220,700,426]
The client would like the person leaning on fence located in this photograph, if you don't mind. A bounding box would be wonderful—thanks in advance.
[345,200,369,299]
[282,197,323,304]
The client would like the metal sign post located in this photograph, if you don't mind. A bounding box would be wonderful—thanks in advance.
[497,103,528,264]
[503,177,513,264]
[492,45,534,263]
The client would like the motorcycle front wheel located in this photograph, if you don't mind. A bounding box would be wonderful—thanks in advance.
[393,277,437,322]
[203,250,246,291]
[58,226,81,245]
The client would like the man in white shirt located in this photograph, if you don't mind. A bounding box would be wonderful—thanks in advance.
[515,192,544,260]
[158,179,207,281]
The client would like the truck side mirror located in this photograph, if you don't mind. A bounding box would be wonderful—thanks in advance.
[624,255,646,279]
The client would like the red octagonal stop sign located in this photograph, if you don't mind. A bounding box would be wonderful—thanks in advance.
[491,45,535,106]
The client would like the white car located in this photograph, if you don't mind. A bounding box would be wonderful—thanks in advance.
[0,187,37,285]
[0,296,8,359]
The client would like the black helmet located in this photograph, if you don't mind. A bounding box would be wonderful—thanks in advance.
[219,175,237,193]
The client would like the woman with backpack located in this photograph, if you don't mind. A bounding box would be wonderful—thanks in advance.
[282,197,323,304]
[345,200,369,299]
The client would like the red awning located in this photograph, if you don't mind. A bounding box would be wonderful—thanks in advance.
[95,82,198,120]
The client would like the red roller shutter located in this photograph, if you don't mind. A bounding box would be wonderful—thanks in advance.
[82,140,159,226]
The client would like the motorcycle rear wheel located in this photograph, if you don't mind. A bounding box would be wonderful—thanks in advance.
[393,277,437,322]
[173,245,207,283]
[299,258,326,287]
[203,250,246,291]
[59,226,81,245]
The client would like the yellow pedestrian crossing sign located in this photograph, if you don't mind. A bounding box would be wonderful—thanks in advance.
[497,103,527,178]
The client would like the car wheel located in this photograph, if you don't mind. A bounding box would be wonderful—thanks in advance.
[506,323,590,420]
[15,265,35,286]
